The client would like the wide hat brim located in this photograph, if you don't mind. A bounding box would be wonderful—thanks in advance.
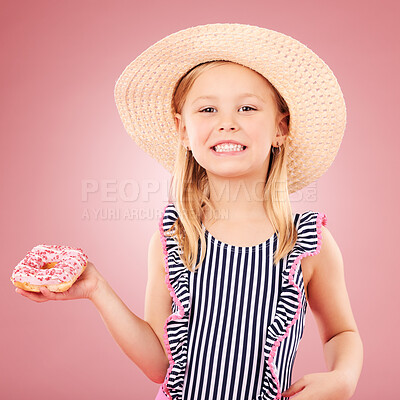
[114,23,346,194]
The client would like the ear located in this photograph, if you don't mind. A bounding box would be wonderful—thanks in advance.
[174,113,190,149]
[276,112,290,141]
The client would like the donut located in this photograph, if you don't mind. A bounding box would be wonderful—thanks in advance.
[11,244,88,293]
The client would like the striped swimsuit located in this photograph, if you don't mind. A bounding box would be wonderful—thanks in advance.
[156,203,327,400]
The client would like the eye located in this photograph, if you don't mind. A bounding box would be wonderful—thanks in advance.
[199,106,256,113]
[239,106,256,112]
[199,107,216,113]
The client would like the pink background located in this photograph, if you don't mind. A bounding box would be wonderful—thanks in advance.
[1,0,398,398]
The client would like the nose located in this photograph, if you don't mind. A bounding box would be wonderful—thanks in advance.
[218,115,239,133]
[219,125,237,132]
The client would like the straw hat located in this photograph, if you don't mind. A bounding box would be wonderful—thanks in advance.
[114,23,346,194]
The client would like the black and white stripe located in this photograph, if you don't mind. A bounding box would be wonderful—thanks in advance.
[159,203,326,400]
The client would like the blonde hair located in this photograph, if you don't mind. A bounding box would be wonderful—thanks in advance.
[166,60,297,270]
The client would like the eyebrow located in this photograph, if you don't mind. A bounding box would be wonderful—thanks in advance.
[192,93,266,103]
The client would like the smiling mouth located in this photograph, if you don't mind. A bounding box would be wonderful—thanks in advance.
[211,144,247,152]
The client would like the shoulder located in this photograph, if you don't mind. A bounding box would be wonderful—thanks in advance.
[308,223,343,273]
[149,203,177,266]
[294,210,327,230]
[294,208,340,265]
[300,213,344,288]
[292,210,328,255]
[150,202,180,263]
[148,229,165,274]
[301,222,357,344]
[294,210,339,296]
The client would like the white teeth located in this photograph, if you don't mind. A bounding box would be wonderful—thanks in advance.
[214,143,245,152]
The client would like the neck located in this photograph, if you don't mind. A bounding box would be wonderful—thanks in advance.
[205,173,269,223]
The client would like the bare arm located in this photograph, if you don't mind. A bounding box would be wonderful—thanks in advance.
[90,271,169,384]
[282,225,363,399]
[90,227,172,383]
[308,225,363,395]
[322,330,363,396]
[15,227,171,384]
[144,229,173,361]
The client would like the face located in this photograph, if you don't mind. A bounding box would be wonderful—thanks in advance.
[175,62,285,181]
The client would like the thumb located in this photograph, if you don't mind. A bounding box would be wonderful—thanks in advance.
[281,378,306,397]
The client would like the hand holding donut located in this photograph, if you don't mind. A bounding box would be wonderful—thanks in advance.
[12,245,102,302]
[15,261,101,302]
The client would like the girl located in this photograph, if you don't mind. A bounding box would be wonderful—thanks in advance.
[16,23,363,400]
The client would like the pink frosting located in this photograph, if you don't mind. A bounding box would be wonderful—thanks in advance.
[11,244,88,286]
[267,212,328,399]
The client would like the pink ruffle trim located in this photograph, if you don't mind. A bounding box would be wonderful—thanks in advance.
[267,212,328,399]
[158,204,186,400]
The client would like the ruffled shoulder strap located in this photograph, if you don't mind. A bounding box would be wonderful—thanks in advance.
[160,202,179,233]
[291,210,328,258]
[261,210,328,400]
[158,202,191,400]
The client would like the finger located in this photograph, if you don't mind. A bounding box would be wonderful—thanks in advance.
[39,286,65,300]
[41,285,76,300]
[281,391,305,399]
[282,386,311,400]
[281,378,306,397]
[15,287,49,303]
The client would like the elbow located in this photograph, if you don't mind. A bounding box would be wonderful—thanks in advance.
[145,357,169,384]
[151,375,166,385]
[147,371,167,385]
